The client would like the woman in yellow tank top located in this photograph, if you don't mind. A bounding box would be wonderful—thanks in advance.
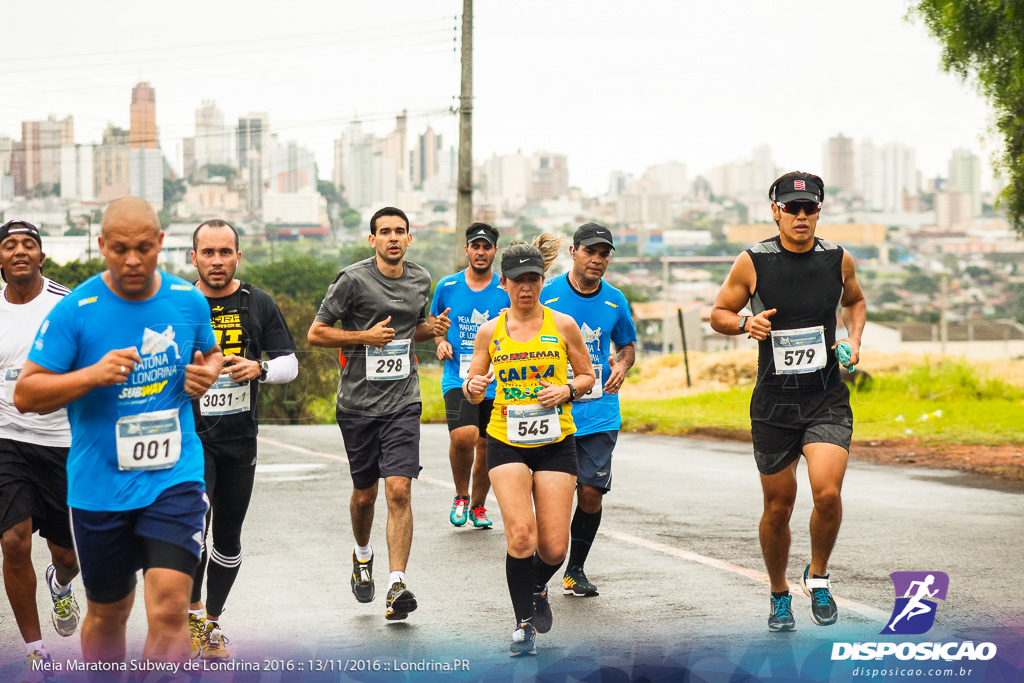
[463,237,594,656]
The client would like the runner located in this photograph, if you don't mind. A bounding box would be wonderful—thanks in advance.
[308,206,450,621]
[15,197,222,664]
[0,220,80,680]
[188,219,298,659]
[710,172,865,631]
[430,223,509,530]
[463,235,595,656]
[541,222,636,598]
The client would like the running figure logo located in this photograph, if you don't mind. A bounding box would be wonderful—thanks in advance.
[881,571,949,635]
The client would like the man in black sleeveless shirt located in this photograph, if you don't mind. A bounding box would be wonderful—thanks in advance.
[188,220,298,659]
[711,172,865,632]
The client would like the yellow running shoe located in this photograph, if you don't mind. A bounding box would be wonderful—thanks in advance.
[201,621,230,660]
[189,613,207,659]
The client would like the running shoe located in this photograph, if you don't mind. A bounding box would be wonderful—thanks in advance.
[19,650,53,683]
[385,582,418,621]
[800,564,838,626]
[768,593,796,631]
[351,551,375,603]
[201,621,230,660]
[450,495,470,526]
[509,622,537,657]
[45,564,80,637]
[562,565,599,597]
[470,505,493,529]
[189,613,207,659]
[532,585,552,633]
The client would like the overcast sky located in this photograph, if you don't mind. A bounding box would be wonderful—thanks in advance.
[0,0,995,195]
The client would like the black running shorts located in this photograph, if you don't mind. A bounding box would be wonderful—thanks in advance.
[0,438,73,547]
[485,434,578,476]
[443,388,494,433]
[337,403,423,489]
[750,381,853,475]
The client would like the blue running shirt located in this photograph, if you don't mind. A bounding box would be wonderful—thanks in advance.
[27,272,217,511]
[429,271,509,397]
[542,274,637,436]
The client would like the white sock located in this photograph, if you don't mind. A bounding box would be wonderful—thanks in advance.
[49,571,70,596]
[189,608,206,619]
[388,571,406,588]
[354,543,372,562]
[26,640,44,656]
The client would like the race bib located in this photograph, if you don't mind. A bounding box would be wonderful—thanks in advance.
[567,364,603,401]
[115,409,182,471]
[507,404,562,446]
[200,375,251,416]
[3,366,21,405]
[771,325,827,375]
[459,351,493,380]
[366,339,411,381]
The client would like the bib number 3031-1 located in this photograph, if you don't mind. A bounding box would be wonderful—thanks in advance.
[115,409,182,471]
[771,325,827,375]
[507,404,562,446]
[366,339,411,381]
[200,375,250,416]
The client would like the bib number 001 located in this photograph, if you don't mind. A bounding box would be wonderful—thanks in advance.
[506,404,561,446]
[771,326,827,375]
[366,339,411,381]
[115,409,182,471]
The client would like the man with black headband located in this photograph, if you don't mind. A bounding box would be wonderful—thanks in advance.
[430,223,509,530]
[0,220,80,676]
[711,171,866,632]
[309,206,450,621]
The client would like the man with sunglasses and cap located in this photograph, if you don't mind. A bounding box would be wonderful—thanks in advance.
[710,171,865,632]
[541,222,636,599]
[430,223,509,530]
[0,220,80,677]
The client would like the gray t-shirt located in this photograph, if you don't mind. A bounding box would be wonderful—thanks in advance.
[315,256,431,416]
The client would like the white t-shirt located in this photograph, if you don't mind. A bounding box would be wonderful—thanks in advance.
[0,277,72,447]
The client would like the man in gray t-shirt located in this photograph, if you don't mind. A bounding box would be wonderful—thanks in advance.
[309,206,449,622]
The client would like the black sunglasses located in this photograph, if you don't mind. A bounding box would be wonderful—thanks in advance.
[775,201,821,216]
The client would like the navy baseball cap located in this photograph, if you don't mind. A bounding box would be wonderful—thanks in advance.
[501,252,545,279]
[770,174,824,203]
[573,222,615,249]
[0,220,42,248]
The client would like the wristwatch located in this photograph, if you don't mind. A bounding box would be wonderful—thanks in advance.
[566,384,578,403]
[259,360,269,382]
[738,316,749,333]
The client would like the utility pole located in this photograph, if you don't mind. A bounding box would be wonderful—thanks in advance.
[454,0,472,270]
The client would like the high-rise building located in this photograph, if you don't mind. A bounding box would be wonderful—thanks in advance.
[236,113,269,170]
[21,115,73,190]
[335,121,373,210]
[182,137,196,180]
[130,82,157,150]
[823,134,855,195]
[93,123,130,200]
[0,136,12,178]
[643,161,688,200]
[411,126,440,187]
[947,148,982,217]
[379,112,409,194]
[751,144,777,196]
[881,143,917,213]
[195,101,233,174]
[855,139,885,210]
[61,144,94,200]
[529,152,568,201]
[269,139,315,193]
[130,148,163,209]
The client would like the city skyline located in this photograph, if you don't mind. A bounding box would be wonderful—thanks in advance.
[0,0,997,195]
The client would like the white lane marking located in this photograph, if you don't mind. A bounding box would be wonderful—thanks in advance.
[256,463,327,473]
[258,435,887,619]
[599,529,889,621]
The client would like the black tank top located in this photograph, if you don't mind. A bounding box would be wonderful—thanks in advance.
[746,235,845,392]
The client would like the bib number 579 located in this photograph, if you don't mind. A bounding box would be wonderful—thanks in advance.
[783,348,815,366]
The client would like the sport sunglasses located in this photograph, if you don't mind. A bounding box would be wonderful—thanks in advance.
[775,200,821,216]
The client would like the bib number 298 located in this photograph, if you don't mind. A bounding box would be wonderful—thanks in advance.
[375,357,403,374]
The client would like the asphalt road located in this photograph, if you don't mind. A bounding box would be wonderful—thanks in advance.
[3,425,1022,680]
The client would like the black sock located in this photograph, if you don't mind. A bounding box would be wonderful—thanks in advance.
[204,550,242,617]
[506,554,534,625]
[532,552,563,592]
[772,590,790,599]
[566,505,602,569]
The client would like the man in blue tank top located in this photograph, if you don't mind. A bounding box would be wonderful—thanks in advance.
[430,223,509,529]
[542,223,636,599]
[710,172,866,632]
[15,197,222,665]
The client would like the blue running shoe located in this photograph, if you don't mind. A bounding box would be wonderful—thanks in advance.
[450,495,470,526]
[800,564,838,626]
[470,505,493,529]
[768,593,796,632]
[509,622,537,656]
